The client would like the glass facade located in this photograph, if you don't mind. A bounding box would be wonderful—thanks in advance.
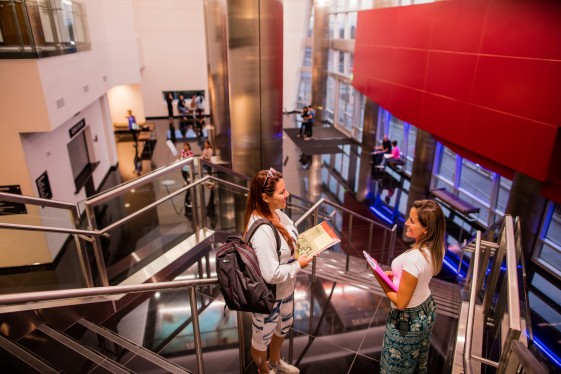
[534,203,561,277]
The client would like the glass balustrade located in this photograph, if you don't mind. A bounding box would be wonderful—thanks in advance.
[0,0,90,58]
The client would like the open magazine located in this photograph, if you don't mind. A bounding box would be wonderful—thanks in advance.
[363,251,398,292]
[297,221,340,258]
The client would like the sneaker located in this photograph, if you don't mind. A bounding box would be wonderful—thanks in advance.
[297,134,301,138]
[303,137,311,141]
[269,359,300,374]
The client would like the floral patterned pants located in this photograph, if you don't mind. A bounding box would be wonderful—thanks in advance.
[380,296,436,374]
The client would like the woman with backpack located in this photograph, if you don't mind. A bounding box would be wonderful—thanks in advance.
[244,168,313,374]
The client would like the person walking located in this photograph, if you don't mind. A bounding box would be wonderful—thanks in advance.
[371,199,445,374]
[297,106,308,138]
[126,109,139,145]
[304,105,315,140]
[245,168,312,374]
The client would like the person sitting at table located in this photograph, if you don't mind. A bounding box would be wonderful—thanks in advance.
[371,135,392,166]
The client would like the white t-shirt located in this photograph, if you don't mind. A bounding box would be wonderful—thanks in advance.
[248,210,301,300]
[390,247,433,308]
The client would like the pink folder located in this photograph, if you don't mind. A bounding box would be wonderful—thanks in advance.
[363,251,398,292]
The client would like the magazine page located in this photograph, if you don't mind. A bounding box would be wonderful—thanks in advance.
[297,221,340,258]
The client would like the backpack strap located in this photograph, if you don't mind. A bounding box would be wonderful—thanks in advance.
[245,218,281,260]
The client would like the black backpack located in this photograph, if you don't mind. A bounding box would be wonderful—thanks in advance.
[216,219,281,314]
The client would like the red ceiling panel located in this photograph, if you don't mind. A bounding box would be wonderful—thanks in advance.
[357,8,398,47]
[360,46,396,82]
[388,85,423,125]
[420,94,469,145]
[463,106,527,171]
[536,60,561,125]
[518,123,559,180]
[353,0,561,184]
[425,51,478,102]
[472,56,547,121]
[429,0,487,53]
[392,49,428,89]
[482,0,561,59]
[396,4,434,49]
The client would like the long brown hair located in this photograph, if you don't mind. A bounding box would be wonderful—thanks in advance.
[411,199,446,275]
[244,169,295,253]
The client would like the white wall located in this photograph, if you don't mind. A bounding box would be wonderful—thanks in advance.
[19,98,117,260]
[0,0,139,267]
[283,0,311,110]
[132,0,209,117]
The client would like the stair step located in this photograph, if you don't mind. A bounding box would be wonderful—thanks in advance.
[18,324,131,374]
[305,250,462,319]
[64,318,189,374]
[0,333,60,373]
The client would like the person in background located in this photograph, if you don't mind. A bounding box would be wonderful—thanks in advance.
[201,140,213,174]
[371,199,445,374]
[245,168,312,374]
[178,142,194,183]
[177,94,187,118]
[133,145,142,176]
[126,109,138,145]
[297,106,308,138]
[384,140,401,166]
[166,92,174,119]
[372,135,392,166]
[304,104,315,140]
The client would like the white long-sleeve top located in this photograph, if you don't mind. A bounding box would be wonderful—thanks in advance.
[247,210,301,300]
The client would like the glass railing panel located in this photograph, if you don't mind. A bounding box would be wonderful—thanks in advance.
[97,189,199,285]
[202,177,248,234]
[0,0,34,51]
[0,230,89,294]
[0,0,90,57]
[0,203,78,267]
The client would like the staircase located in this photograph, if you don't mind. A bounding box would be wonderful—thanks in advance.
[1,318,191,373]
[304,250,462,319]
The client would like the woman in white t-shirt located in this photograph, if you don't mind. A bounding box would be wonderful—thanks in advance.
[372,199,445,374]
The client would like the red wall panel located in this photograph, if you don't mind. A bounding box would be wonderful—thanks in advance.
[353,0,561,200]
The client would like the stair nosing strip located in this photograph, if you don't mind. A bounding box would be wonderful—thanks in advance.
[37,324,130,374]
[77,319,189,374]
[0,334,59,374]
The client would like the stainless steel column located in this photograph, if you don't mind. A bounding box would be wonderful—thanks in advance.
[357,99,381,201]
[226,0,284,177]
[311,0,329,120]
[203,0,232,164]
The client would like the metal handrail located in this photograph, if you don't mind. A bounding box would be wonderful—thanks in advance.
[0,278,217,305]
[500,340,548,374]
[0,192,78,211]
[463,231,482,374]
[462,216,524,373]
[0,278,217,374]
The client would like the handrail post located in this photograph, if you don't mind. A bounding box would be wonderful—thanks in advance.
[189,286,205,374]
[345,214,353,271]
[237,311,245,374]
[84,201,109,287]
[463,231,482,374]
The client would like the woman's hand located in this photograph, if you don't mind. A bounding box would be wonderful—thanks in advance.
[297,254,313,269]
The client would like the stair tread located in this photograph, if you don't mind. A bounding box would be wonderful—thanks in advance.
[67,318,189,374]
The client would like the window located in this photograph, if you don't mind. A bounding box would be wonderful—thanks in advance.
[534,203,561,278]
